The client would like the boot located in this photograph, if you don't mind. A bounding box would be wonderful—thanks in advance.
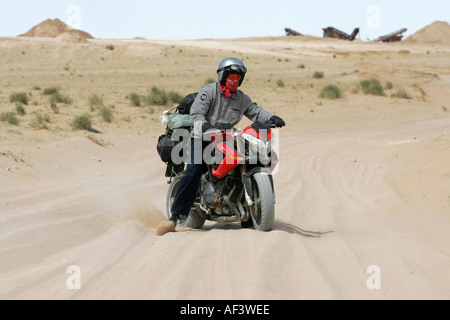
[156,214,178,236]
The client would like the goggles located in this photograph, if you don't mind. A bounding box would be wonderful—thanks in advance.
[218,64,248,74]
[227,73,242,81]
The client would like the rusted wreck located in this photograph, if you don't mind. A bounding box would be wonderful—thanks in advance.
[373,28,407,42]
[285,28,303,36]
[322,27,360,41]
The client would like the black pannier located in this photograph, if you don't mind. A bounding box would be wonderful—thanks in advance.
[157,129,187,178]
[157,131,178,163]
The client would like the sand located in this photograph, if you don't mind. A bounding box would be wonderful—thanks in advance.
[405,21,450,45]
[0,20,450,300]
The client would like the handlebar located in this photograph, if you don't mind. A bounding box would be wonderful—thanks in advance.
[202,120,281,141]
[218,121,279,130]
[264,120,279,129]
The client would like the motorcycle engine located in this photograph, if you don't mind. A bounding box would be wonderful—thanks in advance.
[202,179,230,215]
[203,181,220,207]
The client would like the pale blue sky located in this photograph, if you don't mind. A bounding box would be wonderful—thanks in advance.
[0,0,448,40]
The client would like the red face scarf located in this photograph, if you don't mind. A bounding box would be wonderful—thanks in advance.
[220,79,240,98]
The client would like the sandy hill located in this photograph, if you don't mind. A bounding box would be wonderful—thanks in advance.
[18,18,94,39]
[405,20,450,44]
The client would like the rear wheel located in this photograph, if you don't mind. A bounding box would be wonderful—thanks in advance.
[247,172,275,231]
[166,173,205,229]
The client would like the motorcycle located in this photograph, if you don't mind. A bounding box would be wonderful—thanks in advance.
[165,120,280,231]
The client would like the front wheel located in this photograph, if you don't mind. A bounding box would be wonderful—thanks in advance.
[248,172,275,231]
[166,173,205,229]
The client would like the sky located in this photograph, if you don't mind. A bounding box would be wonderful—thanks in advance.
[0,0,449,41]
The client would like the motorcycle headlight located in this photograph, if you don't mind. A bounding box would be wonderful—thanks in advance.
[240,133,274,160]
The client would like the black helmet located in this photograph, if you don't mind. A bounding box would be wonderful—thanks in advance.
[217,57,247,86]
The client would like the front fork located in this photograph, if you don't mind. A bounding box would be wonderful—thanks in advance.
[240,165,254,206]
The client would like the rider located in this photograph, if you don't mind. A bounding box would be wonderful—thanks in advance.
[156,57,286,236]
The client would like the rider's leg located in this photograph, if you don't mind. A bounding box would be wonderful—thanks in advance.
[169,162,204,221]
[157,139,207,236]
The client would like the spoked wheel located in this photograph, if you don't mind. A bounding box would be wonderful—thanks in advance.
[166,173,205,229]
[245,172,275,231]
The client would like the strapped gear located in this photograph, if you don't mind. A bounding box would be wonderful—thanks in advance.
[217,57,247,86]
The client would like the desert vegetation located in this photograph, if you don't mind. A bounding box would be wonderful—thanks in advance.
[320,84,342,99]
[3,27,447,143]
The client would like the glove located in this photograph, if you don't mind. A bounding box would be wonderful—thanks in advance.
[270,116,286,128]
[202,122,214,133]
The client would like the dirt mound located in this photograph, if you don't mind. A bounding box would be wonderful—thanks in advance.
[56,31,88,43]
[18,18,94,39]
[404,21,450,45]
